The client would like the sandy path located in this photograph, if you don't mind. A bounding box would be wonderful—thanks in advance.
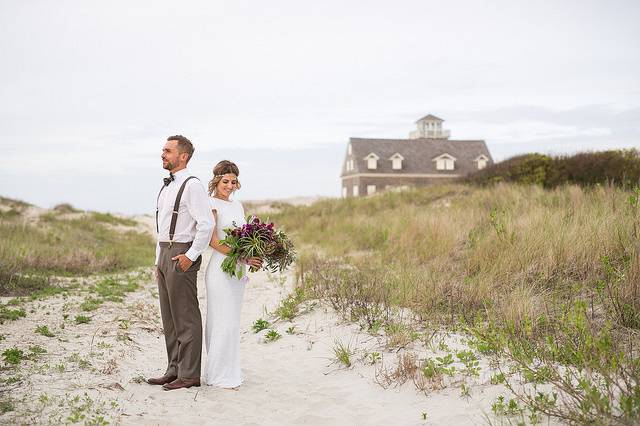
[1,248,542,425]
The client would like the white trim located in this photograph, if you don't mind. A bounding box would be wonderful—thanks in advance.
[342,172,461,179]
[432,153,457,161]
[388,153,404,160]
[474,154,489,161]
[363,152,380,160]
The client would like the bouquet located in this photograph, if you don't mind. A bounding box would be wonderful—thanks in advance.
[220,216,296,279]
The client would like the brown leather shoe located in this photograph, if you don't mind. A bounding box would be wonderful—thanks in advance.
[162,377,201,391]
[147,374,177,386]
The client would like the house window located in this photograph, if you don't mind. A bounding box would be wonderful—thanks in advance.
[389,153,404,170]
[348,144,352,155]
[342,187,347,198]
[353,185,359,197]
[477,159,487,170]
[436,158,455,170]
[364,153,379,170]
[367,185,376,195]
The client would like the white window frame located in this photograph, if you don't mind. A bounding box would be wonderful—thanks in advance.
[353,185,359,197]
[367,185,376,195]
[389,153,404,170]
[342,187,347,198]
[474,154,489,170]
[347,144,352,155]
[363,153,380,170]
[433,153,457,171]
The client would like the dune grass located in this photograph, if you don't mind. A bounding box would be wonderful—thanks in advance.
[0,200,154,296]
[270,183,640,423]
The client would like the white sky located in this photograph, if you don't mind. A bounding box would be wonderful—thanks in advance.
[1,0,639,214]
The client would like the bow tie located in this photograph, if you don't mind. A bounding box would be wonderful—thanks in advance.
[163,173,175,187]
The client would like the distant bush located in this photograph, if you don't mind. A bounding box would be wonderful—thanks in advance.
[467,149,640,188]
[53,203,81,214]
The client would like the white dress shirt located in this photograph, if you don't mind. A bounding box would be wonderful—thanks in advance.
[155,168,214,264]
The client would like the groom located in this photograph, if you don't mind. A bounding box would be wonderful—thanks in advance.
[147,135,213,390]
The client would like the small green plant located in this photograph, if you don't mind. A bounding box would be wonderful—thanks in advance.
[75,315,91,324]
[274,287,306,321]
[96,342,112,349]
[368,351,382,365]
[2,347,24,365]
[285,326,296,335]
[490,372,506,385]
[0,398,14,413]
[421,412,428,420]
[252,318,270,333]
[332,339,353,368]
[265,329,281,342]
[29,345,47,355]
[81,297,102,312]
[118,319,130,330]
[460,382,471,400]
[456,349,480,377]
[492,395,523,417]
[35,325,55,337]
[0,306,26,323]
[130,375,146,384]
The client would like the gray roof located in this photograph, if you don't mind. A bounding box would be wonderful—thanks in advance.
[416,114,444,123]
[342,138,493,177]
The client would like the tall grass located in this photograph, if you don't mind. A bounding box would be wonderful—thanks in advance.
[0,206,154,296]
[271,183,640,423]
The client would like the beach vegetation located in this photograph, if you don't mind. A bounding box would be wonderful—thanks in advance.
[74,315,91,324]
[252,318,270,333]
[2,347,25,365]
[273,182,640,424]
[0,201,154,297]
[0,305,26,323]
[35,325,55,337]
[332,339,354,368]
[264,329,281,342]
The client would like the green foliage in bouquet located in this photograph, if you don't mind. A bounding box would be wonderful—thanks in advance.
[219,216,296,279]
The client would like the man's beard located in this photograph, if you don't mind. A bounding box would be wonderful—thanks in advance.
[163,161,175,170]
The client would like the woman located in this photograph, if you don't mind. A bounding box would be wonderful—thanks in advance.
[203,160,261,389]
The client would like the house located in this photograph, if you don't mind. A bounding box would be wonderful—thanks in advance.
[340,114,493,197]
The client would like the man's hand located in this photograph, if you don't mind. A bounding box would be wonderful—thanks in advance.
[171,254,193,272]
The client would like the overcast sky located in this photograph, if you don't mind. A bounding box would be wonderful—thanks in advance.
[1,0,639,214]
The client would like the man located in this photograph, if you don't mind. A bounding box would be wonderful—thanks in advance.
[147,135,213,390]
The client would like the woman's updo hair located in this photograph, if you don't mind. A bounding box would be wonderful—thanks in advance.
[208,160,241,196]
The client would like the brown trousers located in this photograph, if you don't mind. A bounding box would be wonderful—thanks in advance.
[156,242,203,379]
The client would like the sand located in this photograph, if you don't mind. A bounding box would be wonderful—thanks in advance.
[0,244,559,425]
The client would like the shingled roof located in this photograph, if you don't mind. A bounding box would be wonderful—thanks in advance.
[342,138,492,176]
[416,114,444,123]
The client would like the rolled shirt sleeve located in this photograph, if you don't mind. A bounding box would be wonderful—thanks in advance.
[184,181,214,262]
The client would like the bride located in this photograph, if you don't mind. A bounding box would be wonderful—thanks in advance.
[203,160,261,389]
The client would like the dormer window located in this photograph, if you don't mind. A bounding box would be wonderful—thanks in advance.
[474,154,489,170]
[348,143,352,155]
[433,153,456,171]
[364,153,379,170]
[389,153,404,170]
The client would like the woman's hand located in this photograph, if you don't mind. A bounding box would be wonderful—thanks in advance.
[242,257,263,269]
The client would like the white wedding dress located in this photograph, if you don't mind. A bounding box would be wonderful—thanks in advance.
[203,197,247,387]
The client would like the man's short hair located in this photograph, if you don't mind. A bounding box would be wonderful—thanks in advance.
[167,135,194,163]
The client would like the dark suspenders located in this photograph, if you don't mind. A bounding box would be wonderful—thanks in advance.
[155,176,199,247]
